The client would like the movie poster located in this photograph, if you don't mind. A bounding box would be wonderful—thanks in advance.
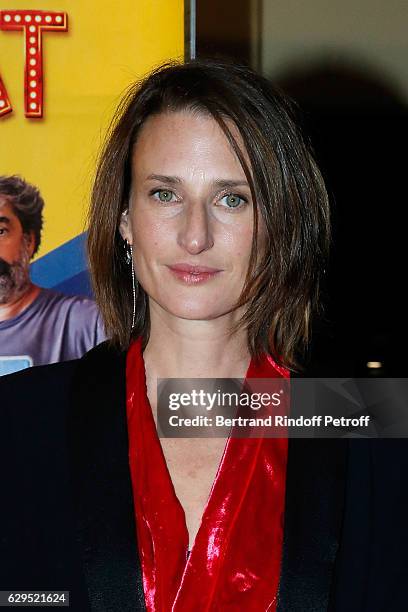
[0,0,184,374]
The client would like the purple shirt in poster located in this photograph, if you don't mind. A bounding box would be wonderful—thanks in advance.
[0,288,107,376]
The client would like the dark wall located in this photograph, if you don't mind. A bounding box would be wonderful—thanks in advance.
[276,64,407,376]
[195,6,407,376]
[196,0,252,64]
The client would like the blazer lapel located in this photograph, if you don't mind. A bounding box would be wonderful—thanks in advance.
[277,435,348,612]
[67,341,146,612]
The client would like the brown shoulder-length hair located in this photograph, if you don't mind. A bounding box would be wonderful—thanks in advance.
[87,58,330,372]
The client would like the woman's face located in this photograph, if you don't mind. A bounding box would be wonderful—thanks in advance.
[120,110,264,322]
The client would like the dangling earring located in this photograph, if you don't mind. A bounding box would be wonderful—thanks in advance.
[130,245,136,331]
[124,239,136,331]
[124,239,132,265]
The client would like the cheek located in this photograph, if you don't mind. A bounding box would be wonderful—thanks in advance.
[219,224,254,262]
[132,216,171,264]
[0,239,20,262]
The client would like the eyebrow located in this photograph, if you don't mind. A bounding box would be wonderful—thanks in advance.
[145,174,250,190]
[0,216,10,224]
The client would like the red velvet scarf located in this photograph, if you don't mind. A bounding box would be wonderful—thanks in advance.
[126,337,289,611]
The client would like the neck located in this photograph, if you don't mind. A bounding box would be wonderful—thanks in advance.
[143,303,252,381]
[0,283,41,322]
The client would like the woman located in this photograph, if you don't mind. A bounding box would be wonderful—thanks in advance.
[1,59,407,612]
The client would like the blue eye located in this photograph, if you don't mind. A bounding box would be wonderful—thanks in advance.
[219,193,247,209]
[152,189,176,203]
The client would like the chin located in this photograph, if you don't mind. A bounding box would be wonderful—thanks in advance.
[157,297,230,321]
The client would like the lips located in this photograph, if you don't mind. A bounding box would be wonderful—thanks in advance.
[166,263,223,284]
[168,263,222,274]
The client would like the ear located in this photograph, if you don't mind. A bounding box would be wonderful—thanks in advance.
[119,209,132,245]
[26,231,36,258]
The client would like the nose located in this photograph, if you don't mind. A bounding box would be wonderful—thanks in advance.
[177,201,214,255]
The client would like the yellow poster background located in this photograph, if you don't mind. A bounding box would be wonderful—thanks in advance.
[0,0,184,260]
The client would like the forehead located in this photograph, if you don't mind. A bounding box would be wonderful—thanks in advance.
[131,110,251,178]
[0,199,20,223]
[0,198,13,214]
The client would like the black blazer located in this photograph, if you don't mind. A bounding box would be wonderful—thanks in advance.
[0,341,407,611]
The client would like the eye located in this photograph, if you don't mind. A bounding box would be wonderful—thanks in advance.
[219,193,248,209]
[151,189,177,203]
[0,227,8,236]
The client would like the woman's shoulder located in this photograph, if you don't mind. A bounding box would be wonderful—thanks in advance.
[0,362,80,445]
[0,357,78,396]
[0,340,126,410]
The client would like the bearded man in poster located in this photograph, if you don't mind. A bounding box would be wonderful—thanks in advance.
[0,175,106,375]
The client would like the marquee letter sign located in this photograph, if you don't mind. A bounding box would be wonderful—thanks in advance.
[0,10,68,118]
[0,72,11,117]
